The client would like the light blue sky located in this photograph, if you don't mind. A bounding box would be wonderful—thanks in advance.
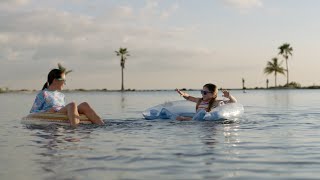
[1,0,320,90]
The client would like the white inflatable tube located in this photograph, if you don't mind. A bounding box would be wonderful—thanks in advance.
[142,100,244,121]
[192,102,244,120]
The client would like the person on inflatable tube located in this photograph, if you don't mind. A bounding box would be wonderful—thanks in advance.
[175,83,237,121]
[29,68,104,127]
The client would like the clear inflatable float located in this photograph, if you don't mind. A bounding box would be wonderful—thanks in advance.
[142,100,244,121]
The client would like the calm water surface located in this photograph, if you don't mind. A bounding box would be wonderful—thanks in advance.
[1,90,320,180]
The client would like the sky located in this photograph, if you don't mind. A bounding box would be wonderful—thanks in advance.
[1,0,320,90]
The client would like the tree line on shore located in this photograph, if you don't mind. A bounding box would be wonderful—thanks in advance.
[241,43,317,90]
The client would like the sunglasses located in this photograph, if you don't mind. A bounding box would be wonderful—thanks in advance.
[201,90,213,95]
[56,78,66,85]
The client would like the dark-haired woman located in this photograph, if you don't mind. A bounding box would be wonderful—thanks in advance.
[175,83,237,121]
[30,69,104,127]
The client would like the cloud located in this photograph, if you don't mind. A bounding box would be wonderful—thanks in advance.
[137,1,180,22]
[139,0,159,19]
[0,1,201,64]
[0,0,30,6]
[0,0,31,11]
[160,3,179,19]
[111,5,134,19]
[0,1,217,89]
[223,0,263,10]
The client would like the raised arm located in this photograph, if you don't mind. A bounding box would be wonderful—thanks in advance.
[175,88,199,103]
[221,89,237,103]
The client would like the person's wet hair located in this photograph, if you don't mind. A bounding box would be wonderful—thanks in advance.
[196,83,218,112]
[203,83,217,95]
[42,69,64,90]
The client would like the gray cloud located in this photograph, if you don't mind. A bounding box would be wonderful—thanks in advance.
[0,0,30,6]
[0,1,220,89]
[222,0,263,10]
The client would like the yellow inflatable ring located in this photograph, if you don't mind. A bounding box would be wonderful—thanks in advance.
[22,112,92,125]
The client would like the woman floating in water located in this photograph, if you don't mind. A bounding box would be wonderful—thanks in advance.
[30,68,104,127]
[175,83,237,121]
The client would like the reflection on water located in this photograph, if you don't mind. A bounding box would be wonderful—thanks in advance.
[199,122,219,148]
[2,90,320,179]
[267,90,292,108]
[197,121,241,148]
[26,126,95,179]
[120,92,126,110]
[223,124,241,145]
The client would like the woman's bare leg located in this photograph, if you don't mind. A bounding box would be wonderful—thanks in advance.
[58,102,80,127]
[77,102,104,125]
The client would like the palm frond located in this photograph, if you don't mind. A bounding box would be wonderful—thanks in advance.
[57,63,66,72]
[57,63,72,75]
[278,43,293,57]
[264,57,285,75]
[65,70,73,75]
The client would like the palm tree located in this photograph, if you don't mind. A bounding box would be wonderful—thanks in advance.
[266,79,269,89]
[242,78,245,89]
[264,57,285,87]
[115,48,130,91]
[278,43,293,86]
[57,63,72,75]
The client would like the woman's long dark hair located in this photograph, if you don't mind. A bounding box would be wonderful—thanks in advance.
[196,83,218,112]
[42,69,64,90]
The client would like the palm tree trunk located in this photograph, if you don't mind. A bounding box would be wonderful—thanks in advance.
[121,67,124,91]
[275,71,277,87]
[286,58,289,86]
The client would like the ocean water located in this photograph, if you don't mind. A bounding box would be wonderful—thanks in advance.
[1,89,320,180]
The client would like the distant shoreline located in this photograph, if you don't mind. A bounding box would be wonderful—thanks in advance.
[1,86,320,93]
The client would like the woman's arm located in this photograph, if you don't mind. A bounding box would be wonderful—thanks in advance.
[221,89,237,103]
[175,89,199,103]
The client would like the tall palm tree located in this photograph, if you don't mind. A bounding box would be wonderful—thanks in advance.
[115,48,130,91]
[58,63,72,75]
[266,79,269,89]
[264,57,285,87]
[278,43,293,86]
[242,78,245,89]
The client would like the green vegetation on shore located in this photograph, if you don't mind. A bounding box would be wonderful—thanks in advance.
[261,43,295,89]
[2,85,320,94]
